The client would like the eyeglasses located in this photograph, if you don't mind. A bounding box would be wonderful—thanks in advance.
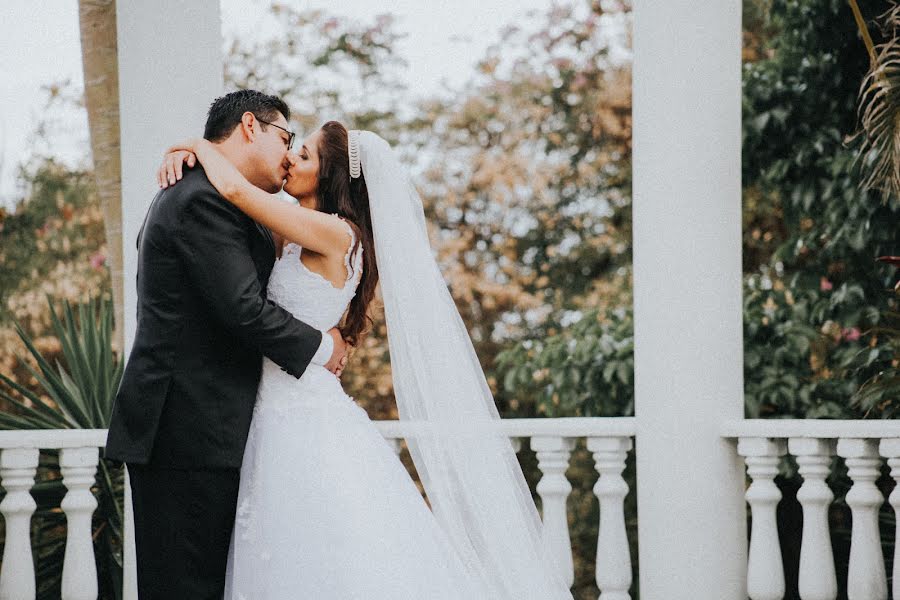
[256,117,296,151]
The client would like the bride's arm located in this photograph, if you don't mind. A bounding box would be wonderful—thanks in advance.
[162,139,349,259]
[271,229,285,258]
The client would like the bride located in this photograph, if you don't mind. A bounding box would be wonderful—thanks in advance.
[161,122,573,599]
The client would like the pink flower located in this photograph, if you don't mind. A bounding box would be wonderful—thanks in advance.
[842,327,861,342]
[90,252,106,270]
[820,277,833,292]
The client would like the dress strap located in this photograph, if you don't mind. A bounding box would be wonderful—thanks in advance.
[334,215,364,284]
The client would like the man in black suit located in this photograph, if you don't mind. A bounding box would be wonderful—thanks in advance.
[105,90,347,599]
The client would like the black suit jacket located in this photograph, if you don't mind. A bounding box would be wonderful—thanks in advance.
[105,166,321,468]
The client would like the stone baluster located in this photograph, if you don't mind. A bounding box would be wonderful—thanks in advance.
[789,437,837,600]
[879,438,900,600]
[0,447,39,600]
[837,438,887,600]
[588,436,632,600]
[738,437,786,600]
[60,447,99,600]
[532,435,575,588]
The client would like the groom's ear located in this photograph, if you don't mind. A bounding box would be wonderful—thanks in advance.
[239,112,257,144]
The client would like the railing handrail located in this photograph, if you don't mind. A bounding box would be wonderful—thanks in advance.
[0,416,637,599]
[0,417,636,449]
[721,418,900,439]
[0,429,109,449]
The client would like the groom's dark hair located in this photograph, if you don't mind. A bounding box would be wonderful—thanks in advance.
[203,90,291,143]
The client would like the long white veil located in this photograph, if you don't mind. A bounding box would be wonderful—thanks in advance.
[359,131,574,599]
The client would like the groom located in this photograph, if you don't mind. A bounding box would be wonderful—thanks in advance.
[105,90,347,599]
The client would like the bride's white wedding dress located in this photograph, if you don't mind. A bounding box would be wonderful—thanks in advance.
[223,220,491,599]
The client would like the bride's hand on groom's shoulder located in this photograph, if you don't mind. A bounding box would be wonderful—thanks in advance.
[158,141,200,189]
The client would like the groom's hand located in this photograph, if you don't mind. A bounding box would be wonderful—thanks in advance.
[323,328,349,377]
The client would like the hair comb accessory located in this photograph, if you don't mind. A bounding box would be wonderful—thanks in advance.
[348,129,361,179]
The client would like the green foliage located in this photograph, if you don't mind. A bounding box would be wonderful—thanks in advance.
[499,0,898,421]
[738,3,900,593]
[742,271,874,418]
[852,288,900,418]
[497,308,633,417]
[0,161,104,325]
[0,296,124,600]
[740,0,899,419]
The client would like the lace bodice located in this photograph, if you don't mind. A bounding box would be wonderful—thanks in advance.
[265,217,363,331]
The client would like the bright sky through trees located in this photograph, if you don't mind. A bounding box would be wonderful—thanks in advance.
[0,0,552,208]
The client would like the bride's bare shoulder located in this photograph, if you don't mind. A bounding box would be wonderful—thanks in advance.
[330,214,363,248]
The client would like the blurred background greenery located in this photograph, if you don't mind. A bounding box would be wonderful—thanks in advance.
[1,0,899,598]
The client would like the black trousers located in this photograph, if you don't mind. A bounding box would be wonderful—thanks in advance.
[127,464,240,600]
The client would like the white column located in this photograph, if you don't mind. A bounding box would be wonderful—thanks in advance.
[117,0,223,351]
[532,435,575,588]
[632,2,746,598]
[60,447,99,600]
[116,6,222,597]
[738,437,786,600]
[0,448,39,600]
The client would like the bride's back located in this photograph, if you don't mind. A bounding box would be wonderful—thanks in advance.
[266,220,363,332]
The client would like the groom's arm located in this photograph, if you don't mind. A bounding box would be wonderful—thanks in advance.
[172,185,324,378]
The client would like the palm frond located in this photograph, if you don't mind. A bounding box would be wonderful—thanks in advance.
[853,3,900,205]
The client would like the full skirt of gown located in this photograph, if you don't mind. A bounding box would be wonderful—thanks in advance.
[223,360,490,599]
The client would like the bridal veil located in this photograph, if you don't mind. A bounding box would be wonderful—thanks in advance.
[359,131,574,600]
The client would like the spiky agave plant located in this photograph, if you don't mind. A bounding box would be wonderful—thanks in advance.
[0,296,125,600]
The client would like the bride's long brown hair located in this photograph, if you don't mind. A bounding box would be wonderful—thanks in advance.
[314,121,379,346]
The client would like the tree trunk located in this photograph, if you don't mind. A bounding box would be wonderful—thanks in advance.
[78,0,124,352]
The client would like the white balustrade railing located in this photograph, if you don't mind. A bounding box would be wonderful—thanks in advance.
[0,417,636,599]
[0,430,114,600]
[723,419,900,600]
[380,417,636,598]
